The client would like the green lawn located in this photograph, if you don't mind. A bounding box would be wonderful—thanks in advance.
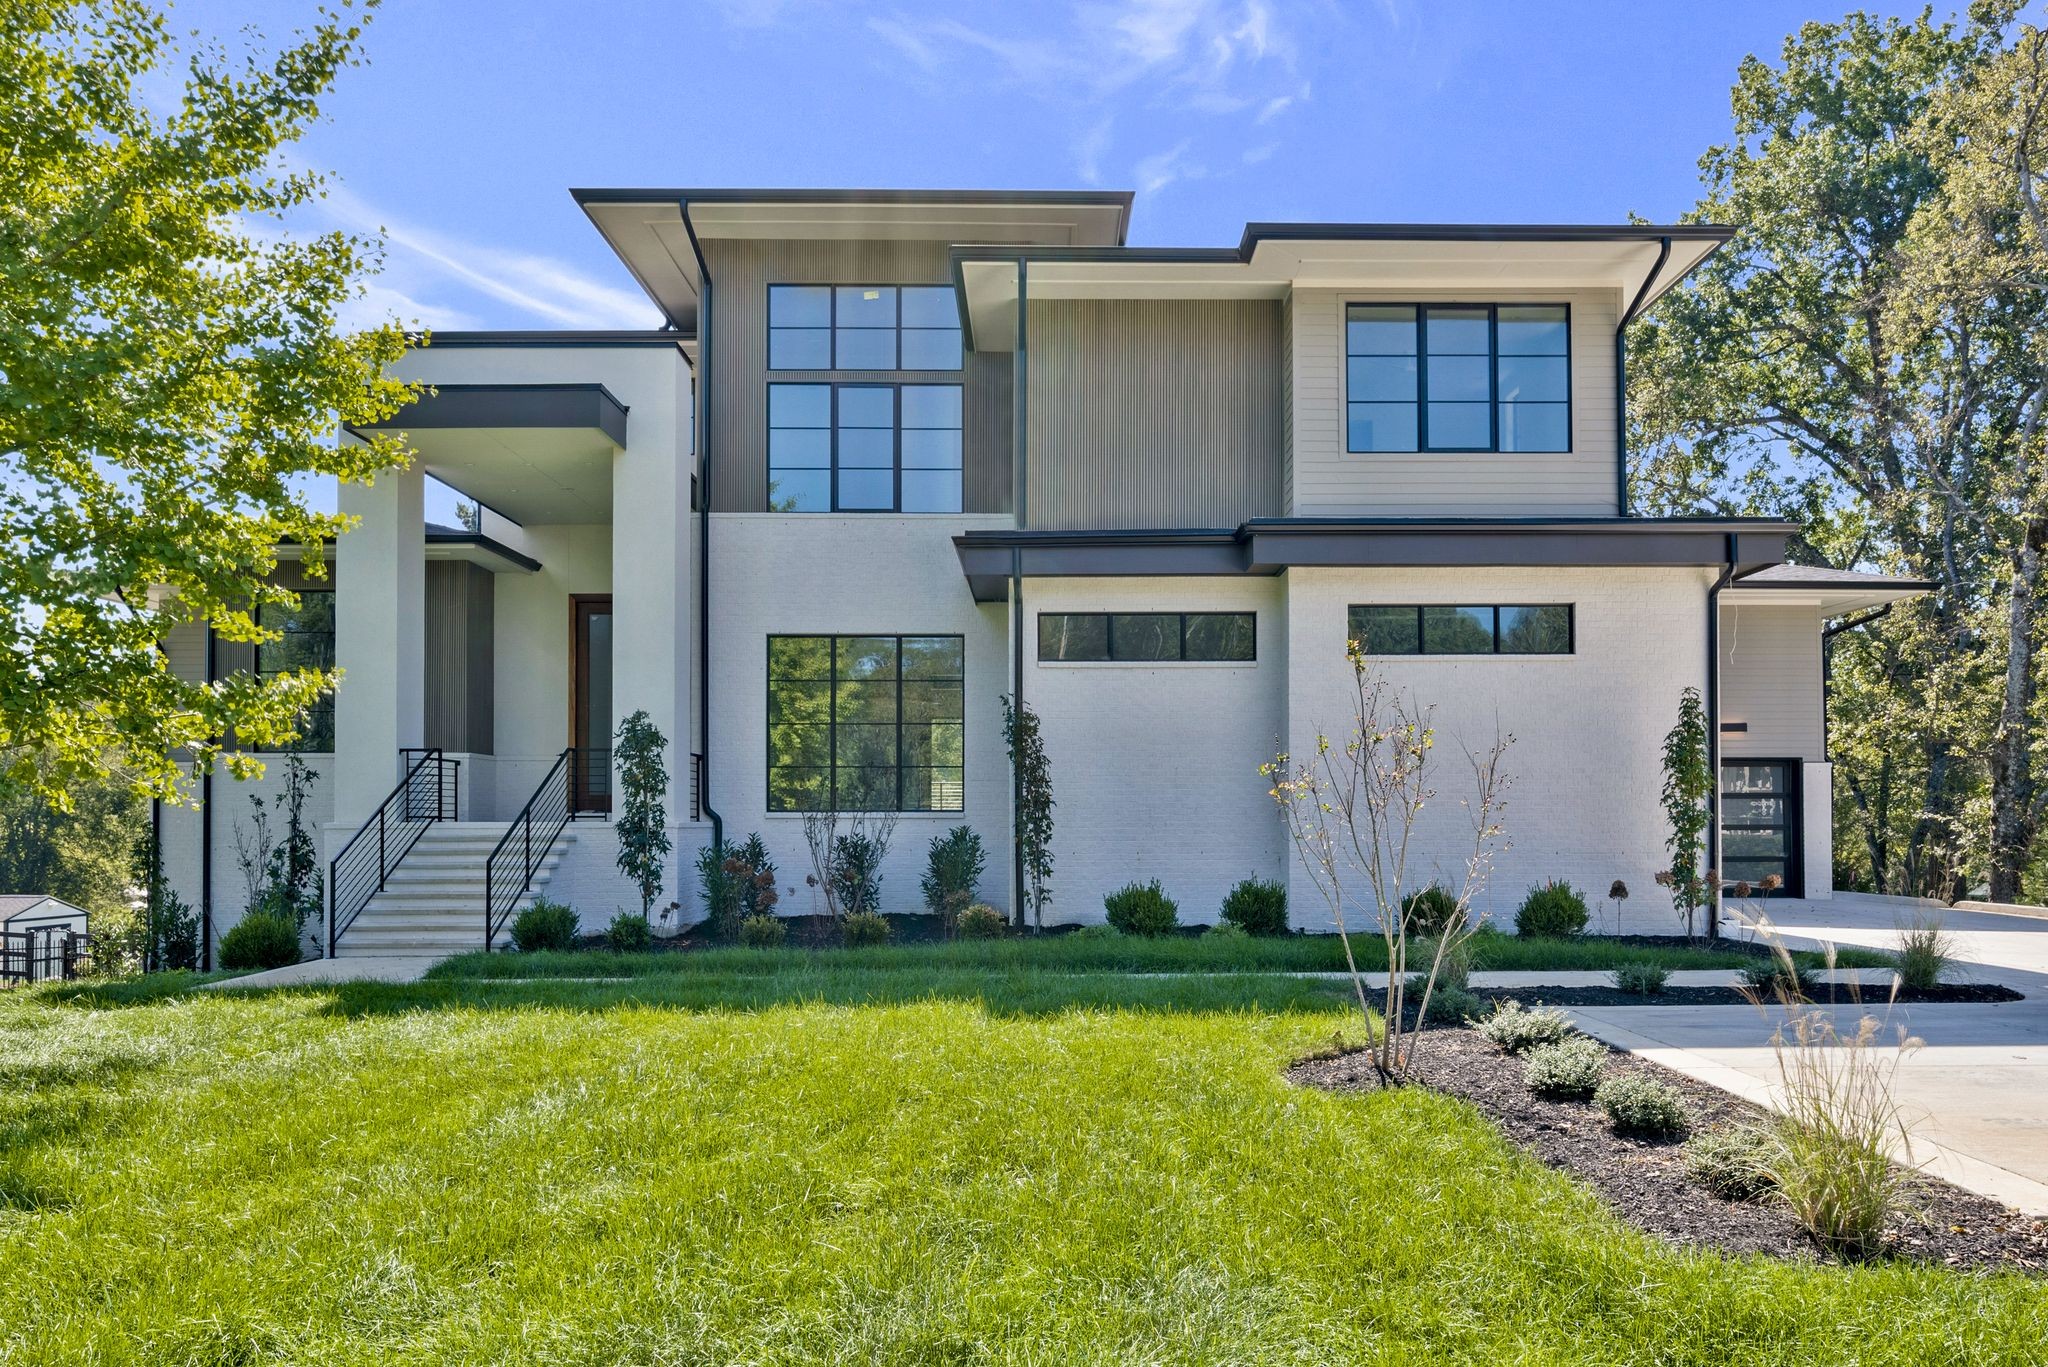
[1,969,2036,1363]
[432,925,1890,981]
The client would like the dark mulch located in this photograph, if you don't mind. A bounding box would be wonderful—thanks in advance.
[1289,1027,2048,1274]
[1463,983,2024,1008]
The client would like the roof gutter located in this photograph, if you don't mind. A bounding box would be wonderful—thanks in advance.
[1614,235,1673,516]
[680,200,724,859]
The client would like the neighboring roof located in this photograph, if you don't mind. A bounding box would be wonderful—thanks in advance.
[1727,563,1935,616]
[954,517,1797,603]
[573,188,1135,331]
[0,895,88,924]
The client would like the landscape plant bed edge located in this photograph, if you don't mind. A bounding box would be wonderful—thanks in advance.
[1288,1026,2048,1274]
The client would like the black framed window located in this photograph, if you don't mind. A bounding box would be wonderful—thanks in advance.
[1347,604,1572,656]
[255,591,335,750]
[1345,303,1570,453]
[768,284,962,371]
[1038,612,1256,663]
[768,382,963,513]
[767,635,965,813]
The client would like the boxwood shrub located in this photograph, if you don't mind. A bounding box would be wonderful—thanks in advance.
[1104,880,1179,936]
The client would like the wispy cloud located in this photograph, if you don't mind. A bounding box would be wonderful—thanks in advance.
[321,187,656,331]
[844,1,1316,194]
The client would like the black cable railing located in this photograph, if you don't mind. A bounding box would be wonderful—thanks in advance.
[485,748,579,950]
[325,749,458,956]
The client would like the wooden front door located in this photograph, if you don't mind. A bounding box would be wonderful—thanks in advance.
[571,595,613,812]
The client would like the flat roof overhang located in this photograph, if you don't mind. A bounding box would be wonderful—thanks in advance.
[953,517,1796,602]
[573,188,1134,331]
[955,224,1732,351]
[350,383,627,526]
[425,529,542,574]
[1725,564,1934,616]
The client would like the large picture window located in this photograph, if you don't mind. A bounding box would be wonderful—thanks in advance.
[255,590,336,750]
[767,635,965,813]
[1347,604,1573,656]
[768,382,963,513]
[768,285,963,371]
[1345,303,1570,453]
[1038,612,1255,662]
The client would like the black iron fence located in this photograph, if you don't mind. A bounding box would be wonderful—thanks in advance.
[485,748,580,950]
[0,929,84,986]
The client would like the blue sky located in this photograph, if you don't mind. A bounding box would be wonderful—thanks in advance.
[172,0,1945,336]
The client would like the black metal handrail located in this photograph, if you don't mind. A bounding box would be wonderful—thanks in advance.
[325,748,458,956]
[485,748,578,950]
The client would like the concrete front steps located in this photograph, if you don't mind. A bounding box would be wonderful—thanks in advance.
[334,821,576,957]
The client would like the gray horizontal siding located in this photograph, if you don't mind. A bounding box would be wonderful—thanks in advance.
[1720,604,1824,761]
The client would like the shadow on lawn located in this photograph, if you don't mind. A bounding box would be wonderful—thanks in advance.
[194,969,1365,1021]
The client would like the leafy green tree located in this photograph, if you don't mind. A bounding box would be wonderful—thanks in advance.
[613,711,672,917]
[0,766,142,911]
[0,0,415,810]
[1658,687,1714,942]
[1628,6,2019,897]
[1002,695,1054,929]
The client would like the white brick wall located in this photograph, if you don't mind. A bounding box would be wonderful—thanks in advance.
[1026,576,1286,924]
[1284,566,1714,935]
[704,514,1014,922]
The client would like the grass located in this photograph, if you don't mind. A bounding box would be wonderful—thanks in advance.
[1,969,2038,1362]
[431,925,1887,981]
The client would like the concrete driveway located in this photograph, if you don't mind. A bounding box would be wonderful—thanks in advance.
[1566,893,2048,1216]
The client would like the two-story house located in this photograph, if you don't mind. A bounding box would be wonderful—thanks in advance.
[151,188,1929,960]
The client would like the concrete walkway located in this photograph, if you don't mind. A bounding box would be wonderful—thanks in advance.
[203,956,442,989]
[1566,893,2048,1216]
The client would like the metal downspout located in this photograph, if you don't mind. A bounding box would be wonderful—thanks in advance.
[1705,533,1737,937]
[1615,236,1672,516]
[681,201,724,858]
[1011,260,1028,925]
[201,622,215,969]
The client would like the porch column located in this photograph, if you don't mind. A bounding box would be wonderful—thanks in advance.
[334,460,426,823]
[610,409,692,819]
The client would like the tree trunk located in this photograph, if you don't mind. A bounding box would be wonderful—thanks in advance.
[1989,519,2046,901]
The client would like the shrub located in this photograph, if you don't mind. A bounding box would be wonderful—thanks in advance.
[922,826,985,925]
[1475,999,1574,1054]
[1523,1037,1608,1100]
[955,904,1007,939]
[605,912,652,953]
[1205,922,1250,943]
[1738,957,1817,996]
[1595,1073,1690,1139]
[842,911,891,947]
[1103,880,1179,936]
[1422,986,1483,1024]
[700,833,780,940]
[1612,961,1670,996]
[1892,911,1954,992]
[738,914,787,948]
[1683,1126,1778,1203]
[1412,936,1473,991]
[1401,884,1463,939]
[1219,876,1288,936]
[1514,880,1589,938]
[511,897,579,952]
[218,911,300,971]
[1071,924,1120,940]
[830,832,886,919]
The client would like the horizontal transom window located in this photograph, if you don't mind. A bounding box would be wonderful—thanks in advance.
[1345,303,1570,454]
[768,382,962,513]
[767,634,964,813]
[1347,604,1573,656]
[768,284,963,371]
[1038,612,1256,662]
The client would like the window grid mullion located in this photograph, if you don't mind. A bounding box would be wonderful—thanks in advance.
[1488,306,1500,452]
[1414,308,1429,452]
[894,636,905,814]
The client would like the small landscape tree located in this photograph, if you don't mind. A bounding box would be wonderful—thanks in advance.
[1659,686,1715,942]
[613,711,671,918]
[1002,695,1054,929]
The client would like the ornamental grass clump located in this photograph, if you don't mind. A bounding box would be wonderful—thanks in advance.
[1400,884,1462,939]
[1475,999,1573,1054]
[1595,1073,1689,1139]
[1892,911,1955,992]
[1612,961,1670,996]
[1522,1036,1608,1100]
[1684,1126,1778,1203]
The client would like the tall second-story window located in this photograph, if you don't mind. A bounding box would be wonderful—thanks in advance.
[768,382,963,512]
[255,590,336,750]
[769,285,963,371]
[1345,304,1570,453]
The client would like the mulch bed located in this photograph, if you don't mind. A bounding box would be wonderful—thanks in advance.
[1461,983,2024,1008]
[1289,1027,2048,1274]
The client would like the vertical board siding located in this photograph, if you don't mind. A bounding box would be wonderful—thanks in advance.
[1280,293,1295,516]
[425,560,495,754]
[1026,298,1284,530]
[704,239,1012,514]
[1289,286,1620,515]
[1720,603,1825,761]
